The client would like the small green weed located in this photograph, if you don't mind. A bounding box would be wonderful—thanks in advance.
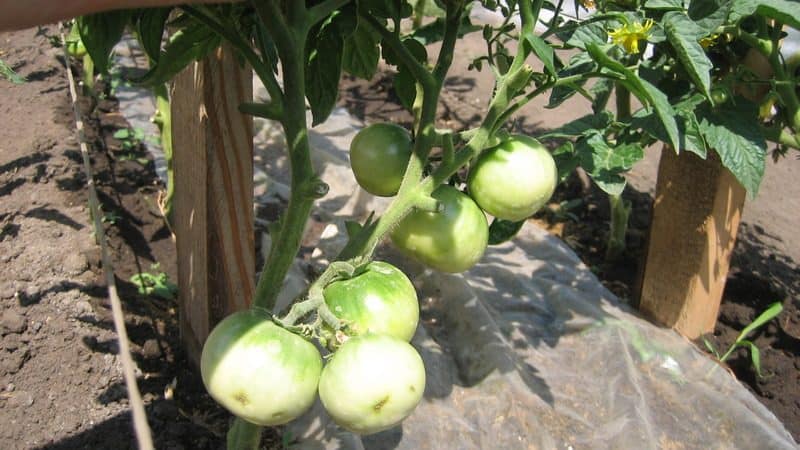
[704,302,783,377]
[130,263,178,300]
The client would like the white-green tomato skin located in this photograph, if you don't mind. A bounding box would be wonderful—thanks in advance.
[200,310,322,426]
[319,334,426,435]
[323,261,419,342]
[390,185,489,273]
[467,135,557,222]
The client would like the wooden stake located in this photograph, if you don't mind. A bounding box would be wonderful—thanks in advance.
[638,147,746,339]
[171,45,255,365]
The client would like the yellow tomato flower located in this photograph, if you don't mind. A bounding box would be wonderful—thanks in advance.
[580,0,596,9]
[608,19,655,54]
[699,34,719,48]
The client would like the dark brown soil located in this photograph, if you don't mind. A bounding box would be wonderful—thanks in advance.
[336,65,800,443]
[0,26,284,449]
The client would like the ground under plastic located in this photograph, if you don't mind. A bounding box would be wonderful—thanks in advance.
[255,109,797,450]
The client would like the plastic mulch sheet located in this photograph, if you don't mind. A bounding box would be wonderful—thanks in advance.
[254,110,797,450]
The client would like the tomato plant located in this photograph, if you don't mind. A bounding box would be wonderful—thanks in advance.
[349,123,413,197]
[467,135,557,222]
[318,333,426,435]
[391,185,489,273]
[323,261,419,343]
[200,310,322,426]
[71,0,800,446]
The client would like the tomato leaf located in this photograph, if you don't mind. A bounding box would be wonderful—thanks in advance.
[540,111,614,139]
[663,12,712,99]
[695,100,766,197]
[306,11,355,126]
[488,218,525,245]
[77,10,132,74]
[754,0,800,30]
[135,8,172,64]
[643,0,685,10]
[591,77,615,113]
[577,134,644,196]
[547,52,595,108]
[134,22,221,87]
[558,20,608,50]
[342,22,381,79]
[410,14,480,45]
[383,39,428,111]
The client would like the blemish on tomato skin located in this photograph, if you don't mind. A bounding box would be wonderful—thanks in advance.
[234,391,250,406]
[372,395,390,412]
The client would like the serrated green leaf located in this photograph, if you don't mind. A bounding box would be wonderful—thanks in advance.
[663,12,712,98]
[134,22,221,87]
[524,34,556,76]
[540,111,614,139]
[560,21,608,50]
[394,66,417,111]
[306,21,345,126]
[644,0,685,10]
[488,218,525,245]
[77,10,132,73]
[756,0,800,30]
[577,134,644,196]
[135,8,171,63]
[696,101,767,197]
[552,141,579,182]
[343,22,381,79]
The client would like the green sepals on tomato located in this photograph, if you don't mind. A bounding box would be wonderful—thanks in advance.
[467,135,557,222]
[323,261,419,343]
[318,334,426,435]
[349,123,413,196]
[390,185,488,273]
[200,310,322,426]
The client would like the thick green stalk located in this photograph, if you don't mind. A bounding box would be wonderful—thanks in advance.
[605,194,631,261]
[152,83,174,225]
[605,83,632,261]
[251,1,317,313]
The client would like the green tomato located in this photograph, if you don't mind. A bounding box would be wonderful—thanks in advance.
[324,261,419,342]
[390,185,488,273]
[467,135,557,222]
[349,123,413,196]
[200,310,322,426]
[318,334,426,435]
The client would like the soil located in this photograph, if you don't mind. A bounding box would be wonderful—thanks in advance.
[0,27,284,449]
[0,22,797,450]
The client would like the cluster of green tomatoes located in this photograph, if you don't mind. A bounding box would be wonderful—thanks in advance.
[200,122,557,435]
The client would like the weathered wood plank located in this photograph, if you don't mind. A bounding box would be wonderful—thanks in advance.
[638,148,746,339]
[171,45,254,364]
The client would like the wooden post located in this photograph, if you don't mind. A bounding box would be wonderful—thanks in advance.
[638,148,746,339]
[171,45,255,365]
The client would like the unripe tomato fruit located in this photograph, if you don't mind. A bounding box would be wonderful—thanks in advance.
[467,135,557,222]
[349,123,413,196]
[323,261,419,342]
[390,185,488,273]
[318,334,426,435]
[200,310,322,426]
